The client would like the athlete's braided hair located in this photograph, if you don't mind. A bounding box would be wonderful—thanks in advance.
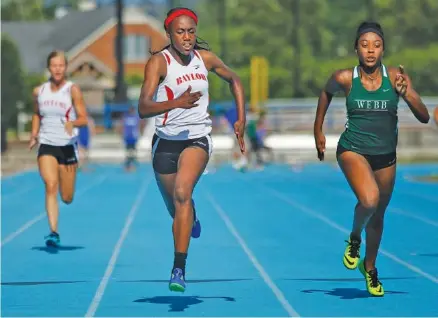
[150,7,210,55]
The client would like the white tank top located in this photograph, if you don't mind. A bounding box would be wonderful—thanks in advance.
[154,49,211,140]
[37,81,78,146]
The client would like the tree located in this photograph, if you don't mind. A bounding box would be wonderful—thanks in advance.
[1,33,26,150]
[1,0,79,21]
[1,0,47,21]
[196,0,296,100]
[192,0,438,98]
[195,0,335,99]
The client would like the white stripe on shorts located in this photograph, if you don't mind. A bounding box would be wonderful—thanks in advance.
[73,142,79,161]
[151,136,160,161]
[206,135,213,157]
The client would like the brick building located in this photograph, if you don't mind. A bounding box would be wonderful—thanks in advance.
[2,6,168,109]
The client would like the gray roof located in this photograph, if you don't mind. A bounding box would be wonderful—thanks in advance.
[1,6,114,74]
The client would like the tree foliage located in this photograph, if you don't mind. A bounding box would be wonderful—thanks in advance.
[1,33,26,130]
[1,0,79,21]
[4,0,438,109]
[193,0,438,100]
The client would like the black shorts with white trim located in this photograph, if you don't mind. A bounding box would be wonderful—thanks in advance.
[38,143,78,165]
[151,134,212,174]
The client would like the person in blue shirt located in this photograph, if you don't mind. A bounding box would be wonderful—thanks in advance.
[120,106,142,171]
[254,111,273,167]
[78,115,95,170]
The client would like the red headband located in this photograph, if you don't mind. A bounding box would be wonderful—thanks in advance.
[164,9,198,29]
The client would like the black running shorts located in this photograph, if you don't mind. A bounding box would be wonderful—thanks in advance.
[151,134,212,174]
[336,143,396,171]
[38,143,78,165]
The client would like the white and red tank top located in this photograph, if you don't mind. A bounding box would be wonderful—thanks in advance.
[37,81,78,146]
[154,49,211,140]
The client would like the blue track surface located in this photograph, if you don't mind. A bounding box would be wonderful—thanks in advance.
[2,163,438,317]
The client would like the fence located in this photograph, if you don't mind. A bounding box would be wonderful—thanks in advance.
[86,98,438,165]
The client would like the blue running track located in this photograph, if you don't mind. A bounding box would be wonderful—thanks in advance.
[2,163,438,317]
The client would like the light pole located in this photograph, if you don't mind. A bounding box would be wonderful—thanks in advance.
[218,0,227,98]
[114,0,128,103]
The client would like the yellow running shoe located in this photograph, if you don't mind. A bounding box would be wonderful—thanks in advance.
[343,236,361,270]
[358,259,384,297]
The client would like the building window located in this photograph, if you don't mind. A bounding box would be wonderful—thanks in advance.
[124,34,149,62]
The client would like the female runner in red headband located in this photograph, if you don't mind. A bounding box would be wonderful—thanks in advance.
[138,7,246,293]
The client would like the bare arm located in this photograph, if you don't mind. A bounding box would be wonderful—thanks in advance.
[403,81,430,123]
[139,119,147,135]
[389,66,430,124]
[314,69,351,134]
[71,84,88,127]
[313,69,351,160]
[201,50,246,152]
[201,50,246,124]
[116,119,123,135]
[434,107,438,126]
[89,117,96,135]
[30,86,41,140]
[138,55,181,118]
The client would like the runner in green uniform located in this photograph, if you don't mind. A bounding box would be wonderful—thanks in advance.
[313,22,430,296]
[246,113,259,161]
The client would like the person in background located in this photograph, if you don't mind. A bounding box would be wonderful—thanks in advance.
[29,50,89,247]
[255,111,273,166]
[118,106,144,172]
[78,114,96,171]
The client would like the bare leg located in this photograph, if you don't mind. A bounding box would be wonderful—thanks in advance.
[59,163,77,204]
[364,164,396,271]
[337,150,379,270]
[172,147,209,254]
[338,151,380,238]
[38,156,60,233]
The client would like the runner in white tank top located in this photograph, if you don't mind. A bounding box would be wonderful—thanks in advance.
[154,48,211,140]
[29,50,89,247]
[37,80,78,146]
[137,7,246,293]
